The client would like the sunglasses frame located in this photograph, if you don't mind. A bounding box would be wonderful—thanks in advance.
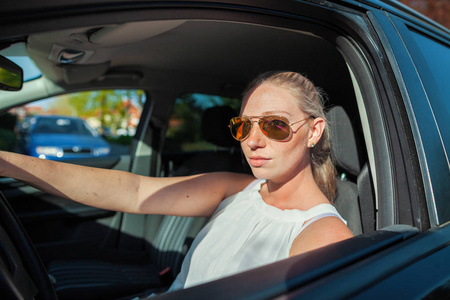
[229,115,313,142]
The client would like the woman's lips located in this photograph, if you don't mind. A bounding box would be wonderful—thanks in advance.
[248,156,270,167]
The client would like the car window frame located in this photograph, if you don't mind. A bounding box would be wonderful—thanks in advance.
[397,23,450,225]
[368,10,448,227]
[325,7,421,231]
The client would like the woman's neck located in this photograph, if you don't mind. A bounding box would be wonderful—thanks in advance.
[260,168,329,210]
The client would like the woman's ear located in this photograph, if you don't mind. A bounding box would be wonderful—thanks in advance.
[308,117,325,147]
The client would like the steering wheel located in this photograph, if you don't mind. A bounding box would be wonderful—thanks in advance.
[0,189,57,299]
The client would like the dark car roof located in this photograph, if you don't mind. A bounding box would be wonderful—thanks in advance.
[1,0,447,100]
[1,0,447,32]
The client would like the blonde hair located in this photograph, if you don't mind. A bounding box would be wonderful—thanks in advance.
[244,71,336,201]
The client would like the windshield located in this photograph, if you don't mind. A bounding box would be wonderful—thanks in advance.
[0,43,42,82]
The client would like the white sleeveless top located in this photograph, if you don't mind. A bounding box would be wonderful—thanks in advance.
[168,179,346,291]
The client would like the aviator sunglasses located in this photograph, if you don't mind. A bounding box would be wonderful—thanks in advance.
[229,115,313,142]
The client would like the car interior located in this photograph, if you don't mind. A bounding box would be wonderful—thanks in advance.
[0,14,388,299]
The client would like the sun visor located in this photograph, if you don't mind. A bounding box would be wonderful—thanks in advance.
[61,62,110,84]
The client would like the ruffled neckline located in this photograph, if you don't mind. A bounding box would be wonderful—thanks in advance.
[248,179,338,222]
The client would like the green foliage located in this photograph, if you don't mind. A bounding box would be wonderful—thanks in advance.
[0,129,16,151]
[221,97,241,113]
[67,90,120,132]
[105,135,133,146]
[167,94,203,147]
[165,93,241,152]
[0,113,17,151]
[50,89,145,135]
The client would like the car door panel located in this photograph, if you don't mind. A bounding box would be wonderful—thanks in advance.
[369,11,448,226]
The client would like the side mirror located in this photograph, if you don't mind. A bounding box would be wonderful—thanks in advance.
[0,55,23,91]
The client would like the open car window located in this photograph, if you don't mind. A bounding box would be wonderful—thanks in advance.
[0,89,146,163]
[161,93,243,177]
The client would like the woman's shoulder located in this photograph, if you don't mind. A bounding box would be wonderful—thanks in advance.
[290,215,353,257]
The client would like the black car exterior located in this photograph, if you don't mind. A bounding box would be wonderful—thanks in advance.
[0,0,448,299]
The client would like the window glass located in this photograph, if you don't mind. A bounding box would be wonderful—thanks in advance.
[161,93,242,177]
[407,29,450,224]
[409,30,450,116]
[164,93,241,153]
[408,29,450,167]
[0,89,146,160]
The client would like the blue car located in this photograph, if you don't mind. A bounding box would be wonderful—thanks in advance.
[22,115,110,160]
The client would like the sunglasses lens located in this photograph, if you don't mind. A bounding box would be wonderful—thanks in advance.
[230,116,293,141]
[260,116,291,141]
[229,117,251,141]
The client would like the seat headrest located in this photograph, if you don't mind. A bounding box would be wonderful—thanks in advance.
[201,106,239,148]
[326,106,362,177]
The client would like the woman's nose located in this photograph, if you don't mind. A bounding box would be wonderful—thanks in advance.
[245,123,266,149]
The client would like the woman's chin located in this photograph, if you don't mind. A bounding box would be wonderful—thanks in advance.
[250,168,272,180]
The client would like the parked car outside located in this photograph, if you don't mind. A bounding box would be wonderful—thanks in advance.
[0,0,448,299]
[19,115,111,160]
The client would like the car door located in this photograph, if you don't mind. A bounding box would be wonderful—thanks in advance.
[366,9,450,227]
[0,88,148,264]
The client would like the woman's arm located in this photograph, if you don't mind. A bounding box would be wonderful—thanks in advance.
[0,151,254,217]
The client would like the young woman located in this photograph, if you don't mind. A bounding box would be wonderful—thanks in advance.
[0,71,353,291]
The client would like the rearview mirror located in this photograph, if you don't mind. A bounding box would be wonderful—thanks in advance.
[0,55,23,91]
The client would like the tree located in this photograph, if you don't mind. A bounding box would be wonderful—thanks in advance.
[67,90,132,134]
[400,0,449,28]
